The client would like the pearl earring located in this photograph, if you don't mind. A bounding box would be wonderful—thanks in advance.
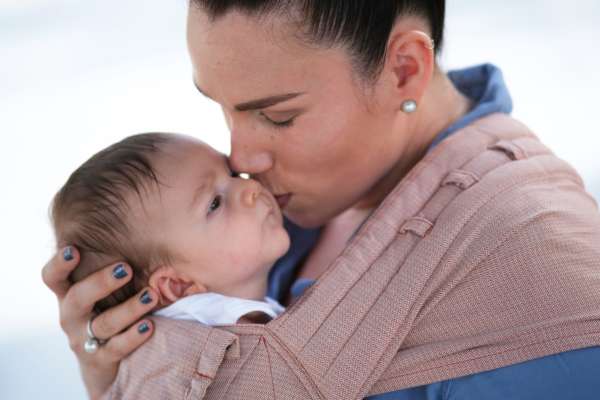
[401,99,417,113]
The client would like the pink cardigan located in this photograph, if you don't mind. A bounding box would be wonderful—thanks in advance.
[105,114,600,399]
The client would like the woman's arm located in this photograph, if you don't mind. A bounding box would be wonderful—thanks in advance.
[41,246,159,399]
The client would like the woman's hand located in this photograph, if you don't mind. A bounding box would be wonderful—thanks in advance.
[41,246,159,399]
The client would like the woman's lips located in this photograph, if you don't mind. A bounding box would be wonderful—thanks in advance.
[274,193,291,210]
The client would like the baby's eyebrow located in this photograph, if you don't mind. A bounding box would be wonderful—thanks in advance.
[189,175,214,211]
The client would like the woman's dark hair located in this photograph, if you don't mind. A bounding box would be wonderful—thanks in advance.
[51,133,174,313]
[191,0,445,81]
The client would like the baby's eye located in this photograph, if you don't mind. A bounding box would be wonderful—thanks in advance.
[208,195,222,214]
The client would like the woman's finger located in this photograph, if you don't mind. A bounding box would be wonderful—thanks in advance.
[62,262,134,324]
[41,246,80,299]
[100,319,154,363]
[90,287,158,340]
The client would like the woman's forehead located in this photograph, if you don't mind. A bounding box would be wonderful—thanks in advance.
[186,7,351,105]
[187,6,300,55]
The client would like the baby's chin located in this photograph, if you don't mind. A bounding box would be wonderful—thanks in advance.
[272,230,291,261]
[280,232,292,256]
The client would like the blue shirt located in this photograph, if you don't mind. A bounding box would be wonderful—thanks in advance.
[267,64,600,399]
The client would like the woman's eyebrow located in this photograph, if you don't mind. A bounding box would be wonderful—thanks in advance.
[192,80,303,111]
[233,93,304,112]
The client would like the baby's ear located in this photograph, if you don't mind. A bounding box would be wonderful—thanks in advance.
[148,266,207,306]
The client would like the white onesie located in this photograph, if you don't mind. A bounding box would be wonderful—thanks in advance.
[154,293,285,326]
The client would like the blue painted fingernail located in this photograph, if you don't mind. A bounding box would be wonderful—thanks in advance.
[138,322,150,334]
[112,264,128,279]
[140,290,152,304]
[63,247,73,261]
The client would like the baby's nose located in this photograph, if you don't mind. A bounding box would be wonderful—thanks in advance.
[241,184,260,207]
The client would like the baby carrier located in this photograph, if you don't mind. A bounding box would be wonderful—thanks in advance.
[106,114,600,399]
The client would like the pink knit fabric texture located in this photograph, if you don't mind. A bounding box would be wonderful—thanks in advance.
[104,114,600,399]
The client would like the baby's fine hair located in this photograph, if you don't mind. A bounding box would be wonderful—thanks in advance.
[51,133,175,313]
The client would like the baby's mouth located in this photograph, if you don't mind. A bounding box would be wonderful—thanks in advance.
[259,192,284,225]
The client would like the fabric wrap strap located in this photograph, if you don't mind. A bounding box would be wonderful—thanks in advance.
[441,169,480,189]
[188,330,240,398]
[103,318,238,400]
[399,216,434,237]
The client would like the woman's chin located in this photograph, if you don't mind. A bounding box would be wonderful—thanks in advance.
[283,206,333,229]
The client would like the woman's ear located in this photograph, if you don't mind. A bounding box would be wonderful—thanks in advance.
[148,266,207,306]
[381,27,435,109]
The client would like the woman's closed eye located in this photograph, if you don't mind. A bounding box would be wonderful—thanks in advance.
[259,111,295,128]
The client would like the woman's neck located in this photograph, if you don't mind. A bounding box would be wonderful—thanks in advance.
[353,70,471,211]
[296,71,472,284]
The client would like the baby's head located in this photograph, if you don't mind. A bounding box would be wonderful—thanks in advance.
[51,133,290,313]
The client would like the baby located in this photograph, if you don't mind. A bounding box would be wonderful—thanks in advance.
[51,133,291,325]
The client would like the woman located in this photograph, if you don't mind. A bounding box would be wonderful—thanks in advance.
[42,1,600,398]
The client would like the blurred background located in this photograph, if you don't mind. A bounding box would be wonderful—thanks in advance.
[1,0,599,398]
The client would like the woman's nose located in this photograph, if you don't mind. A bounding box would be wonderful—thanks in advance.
[228,128,274,176]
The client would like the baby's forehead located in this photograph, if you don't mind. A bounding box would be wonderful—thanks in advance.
[170,135,224,158]
[151,136,231,196]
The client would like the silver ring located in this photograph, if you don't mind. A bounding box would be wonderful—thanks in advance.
[84,316,105,354]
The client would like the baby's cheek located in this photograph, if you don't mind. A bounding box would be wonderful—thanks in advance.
[222,242,254,266]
